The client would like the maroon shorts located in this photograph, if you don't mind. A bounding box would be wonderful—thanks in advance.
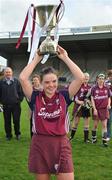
[92,108,109,121]
[28,134,74,174]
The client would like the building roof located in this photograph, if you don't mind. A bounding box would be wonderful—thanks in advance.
[0,29,112,57]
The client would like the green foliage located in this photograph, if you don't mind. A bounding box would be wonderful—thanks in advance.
[0,101,112,180]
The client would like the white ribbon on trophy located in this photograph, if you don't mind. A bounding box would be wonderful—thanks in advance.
[54,23,59,45]
[27,5,34,52]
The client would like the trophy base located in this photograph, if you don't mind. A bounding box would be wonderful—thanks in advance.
[39,36,57,55]
[39,51,57,55]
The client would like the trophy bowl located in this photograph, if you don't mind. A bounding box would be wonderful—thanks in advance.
[35,4,58,55]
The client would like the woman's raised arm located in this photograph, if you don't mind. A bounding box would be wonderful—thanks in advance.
[57,45,84,98]
[19,52,43,100]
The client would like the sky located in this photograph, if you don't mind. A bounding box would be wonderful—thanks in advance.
[0,0,112,32]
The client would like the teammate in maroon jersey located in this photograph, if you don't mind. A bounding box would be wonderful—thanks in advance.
[70,73,91,143]
[30,74,42,138]
[105,70,112,141]
[19,45,84,180]
[91,73,111,147]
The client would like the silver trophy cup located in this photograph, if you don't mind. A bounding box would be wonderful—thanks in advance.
[35,5,58,55]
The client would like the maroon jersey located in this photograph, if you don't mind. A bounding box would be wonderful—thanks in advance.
[91,84,110,109]
[32,91,70,136]
[73,83,91,114]
[105,80,112,107]
[75,83,91,101]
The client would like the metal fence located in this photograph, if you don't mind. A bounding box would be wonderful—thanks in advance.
[0,25,112,39]
[0,27,92,39]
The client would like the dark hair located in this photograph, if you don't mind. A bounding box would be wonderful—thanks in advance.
[40,67,57,81]
[107,69,112,76]
[32,74,40,81]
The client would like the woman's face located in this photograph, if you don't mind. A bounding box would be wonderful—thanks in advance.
[108,74,112,82]
[42,73,58,97]
[84,74,90,83]
[97,77,105,85]
[32,77,40,87]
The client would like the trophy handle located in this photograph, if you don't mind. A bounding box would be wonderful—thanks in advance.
[56,1,65,23]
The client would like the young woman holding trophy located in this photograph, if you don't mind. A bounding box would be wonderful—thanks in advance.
[19,45,84,180]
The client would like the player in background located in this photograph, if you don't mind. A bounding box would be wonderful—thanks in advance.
[70,73,91,143]
[105,70,112,141]
[91,73,111,147]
